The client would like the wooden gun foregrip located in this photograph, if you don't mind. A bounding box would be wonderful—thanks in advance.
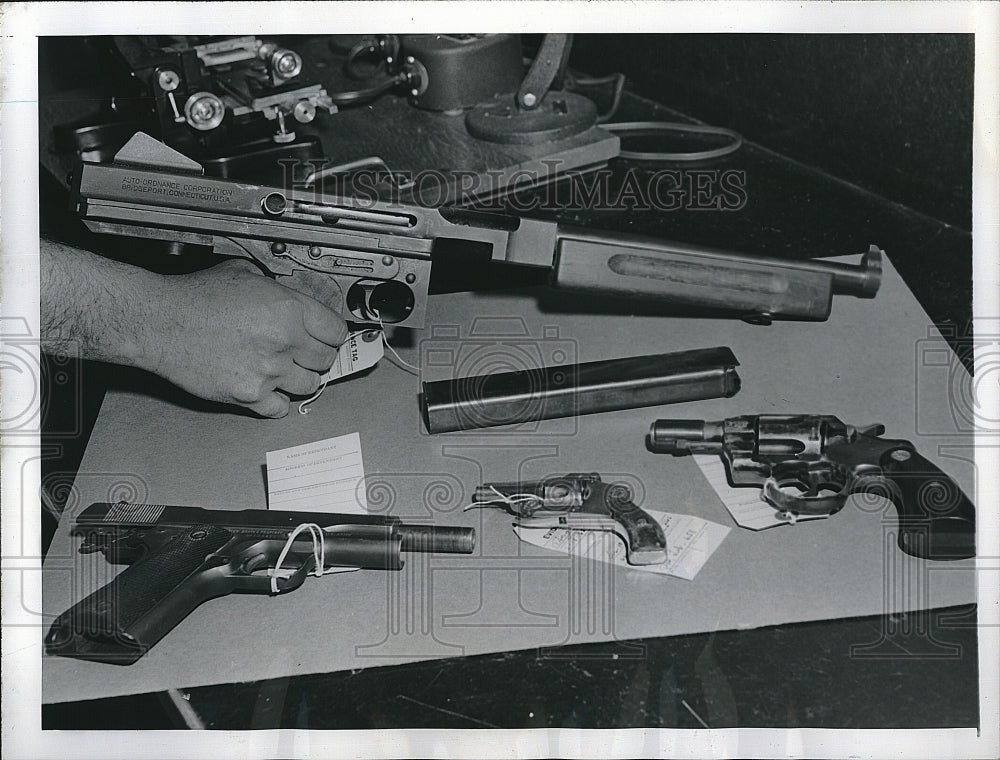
[552,234,882,321]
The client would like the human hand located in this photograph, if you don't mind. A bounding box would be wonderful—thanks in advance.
[147,259,349,417]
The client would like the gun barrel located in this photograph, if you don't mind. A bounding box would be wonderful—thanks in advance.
[821,246,883,297]
[648,419,725,454]
[397,524,476,554]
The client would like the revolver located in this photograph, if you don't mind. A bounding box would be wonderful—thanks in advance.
[73,132,883,327]
[471,473,667,565]
[45,502,475,665]
[648,415,976,560]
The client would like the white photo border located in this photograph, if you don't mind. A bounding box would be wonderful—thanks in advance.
[2,2,997,758]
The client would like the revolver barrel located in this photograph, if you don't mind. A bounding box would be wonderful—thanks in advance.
[648,419,725,454]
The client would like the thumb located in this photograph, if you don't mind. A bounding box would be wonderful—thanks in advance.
[217,257,266,276]
[247,391,291,419]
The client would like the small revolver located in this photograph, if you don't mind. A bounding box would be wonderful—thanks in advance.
[648,415,976,560]
[471,473,667,565]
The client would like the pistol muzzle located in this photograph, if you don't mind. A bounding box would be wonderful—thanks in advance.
[829,245,883,298]
[397,525,476,554]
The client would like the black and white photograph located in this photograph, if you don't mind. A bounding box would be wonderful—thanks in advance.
[2,2,998,758]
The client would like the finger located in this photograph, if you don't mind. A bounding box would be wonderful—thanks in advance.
[292,335,339,372]
[247,391,291,419]
[277,365,323,397]
[298,295,349,347]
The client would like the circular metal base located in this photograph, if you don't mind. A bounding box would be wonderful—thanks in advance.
[465,91,597,145]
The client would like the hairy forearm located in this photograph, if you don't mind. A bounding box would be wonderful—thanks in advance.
[40,239,348,417]
[40,238,164,372]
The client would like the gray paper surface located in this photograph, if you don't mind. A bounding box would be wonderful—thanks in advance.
[42,257,978,703]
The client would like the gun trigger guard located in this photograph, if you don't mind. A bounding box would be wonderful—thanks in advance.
[761,477,847,518]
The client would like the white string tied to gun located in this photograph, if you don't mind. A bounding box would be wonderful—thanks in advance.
[375,311,419,373]
[463,485,544,513]
[269,522,327,593]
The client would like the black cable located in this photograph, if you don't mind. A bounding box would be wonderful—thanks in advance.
[596,74,625,123]
[325,73,407,107]
[603,120,743,161]
[566,71,626,123]
[345,41,377,79]
[344,35,400,79]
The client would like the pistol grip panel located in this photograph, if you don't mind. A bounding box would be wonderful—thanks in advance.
[45,524,234,665]
[873,451,976,560]
[605,492,667,565]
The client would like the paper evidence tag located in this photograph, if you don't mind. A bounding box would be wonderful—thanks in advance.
[692,454,830,530]
[514,509,729,580]
[319,330,385,385]
[266,432,368,514]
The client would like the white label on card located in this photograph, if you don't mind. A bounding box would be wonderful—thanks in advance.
[266,432,368,513]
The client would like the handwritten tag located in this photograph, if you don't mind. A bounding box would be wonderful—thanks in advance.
[320,330,385,385]
[514,509,729,580]
[693,454,830,530]
[266,432,368,513]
